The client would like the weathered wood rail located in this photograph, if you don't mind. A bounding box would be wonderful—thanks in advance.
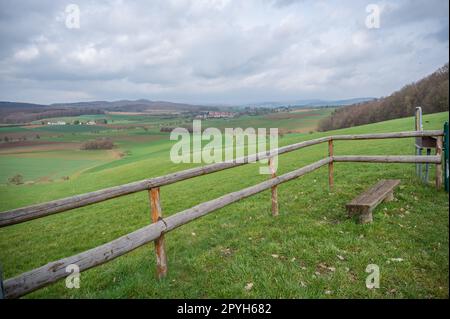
[0,130,444,298]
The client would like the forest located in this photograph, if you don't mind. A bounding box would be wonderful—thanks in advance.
[318,63,449,131]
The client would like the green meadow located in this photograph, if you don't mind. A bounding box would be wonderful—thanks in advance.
[0,111,448,298]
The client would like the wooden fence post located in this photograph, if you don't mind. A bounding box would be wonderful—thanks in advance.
[436,136,443,189]
[328,139,334,191]
[148,187,167,279]
[268,157,279,216]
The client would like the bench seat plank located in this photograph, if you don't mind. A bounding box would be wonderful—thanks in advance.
[346,179,400,223]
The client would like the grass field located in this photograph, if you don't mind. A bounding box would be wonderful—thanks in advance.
[0,111,448,298]
[0,109,331,183]
[201,108,334,133]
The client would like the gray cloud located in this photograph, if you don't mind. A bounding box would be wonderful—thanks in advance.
[0,0,448,104]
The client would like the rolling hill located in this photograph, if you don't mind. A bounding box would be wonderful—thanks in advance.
[319,63,449,131]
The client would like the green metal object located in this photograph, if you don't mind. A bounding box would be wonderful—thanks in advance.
[444,121,449,192]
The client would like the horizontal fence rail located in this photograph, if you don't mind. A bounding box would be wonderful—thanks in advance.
[333,155,442,163]
[0,130,443,228]
[0,129,445,298]
[3,158,331,299]
[0,136,330,227]
[331,130,443,140]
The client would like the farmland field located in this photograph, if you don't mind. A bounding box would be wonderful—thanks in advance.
[0,111,448,298]
[0,109,331,184]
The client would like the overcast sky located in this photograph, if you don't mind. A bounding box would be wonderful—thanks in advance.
[0,0,448,105]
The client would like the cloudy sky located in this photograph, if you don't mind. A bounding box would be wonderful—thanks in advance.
[0,0,448,105]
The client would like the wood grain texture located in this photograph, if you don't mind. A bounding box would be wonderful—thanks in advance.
[3,221,166,299]
[347,180,400,208]
[332,130,443,141]
[346,179,400,224]
[333,155,441,164]
[149,188,167,279]
[268,157,279,217]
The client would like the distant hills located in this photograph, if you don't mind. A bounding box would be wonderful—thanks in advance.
[0,100,216,123]
[50,99,215,112]
[0,96,376,112]
[0,102,104,124]
[0,99,215,111]
[0,97,376,124]
[0,97,376,111]
[0,101,47,109]
[318,63,449,131]
[242,98,375,108]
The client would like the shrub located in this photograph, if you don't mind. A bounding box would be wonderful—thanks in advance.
[81,139,115,150]
[8,174,24,185]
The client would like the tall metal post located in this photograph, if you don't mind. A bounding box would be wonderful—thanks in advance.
[415,107,423,180]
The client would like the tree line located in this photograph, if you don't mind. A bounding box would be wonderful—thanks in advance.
[318,63,449,131]
[0,108,104,124]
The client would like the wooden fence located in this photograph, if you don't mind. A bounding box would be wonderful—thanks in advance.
[0,130,444,298]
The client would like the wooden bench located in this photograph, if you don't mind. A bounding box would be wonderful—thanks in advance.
[346,179,400,224]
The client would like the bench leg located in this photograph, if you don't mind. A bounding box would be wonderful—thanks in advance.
[384,190,394,202]
[359,208,373,224]
[347,207,373,224]
[347,207,360,218]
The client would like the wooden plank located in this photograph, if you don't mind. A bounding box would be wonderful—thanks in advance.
[328,139,334,191]
[3,221,167,299]
[0,137,330,228]
[346,179,400,209]
[332,130,443,141]
[268,157,279,217]
[436,136,443,189]
[346,179,400,224]
[3,157,331,299]
[333,155,441,164]
[149,188,167,279]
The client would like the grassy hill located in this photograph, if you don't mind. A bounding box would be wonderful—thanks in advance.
[0,112,448,298]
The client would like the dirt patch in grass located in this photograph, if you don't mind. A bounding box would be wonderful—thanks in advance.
[108,149,126,159]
